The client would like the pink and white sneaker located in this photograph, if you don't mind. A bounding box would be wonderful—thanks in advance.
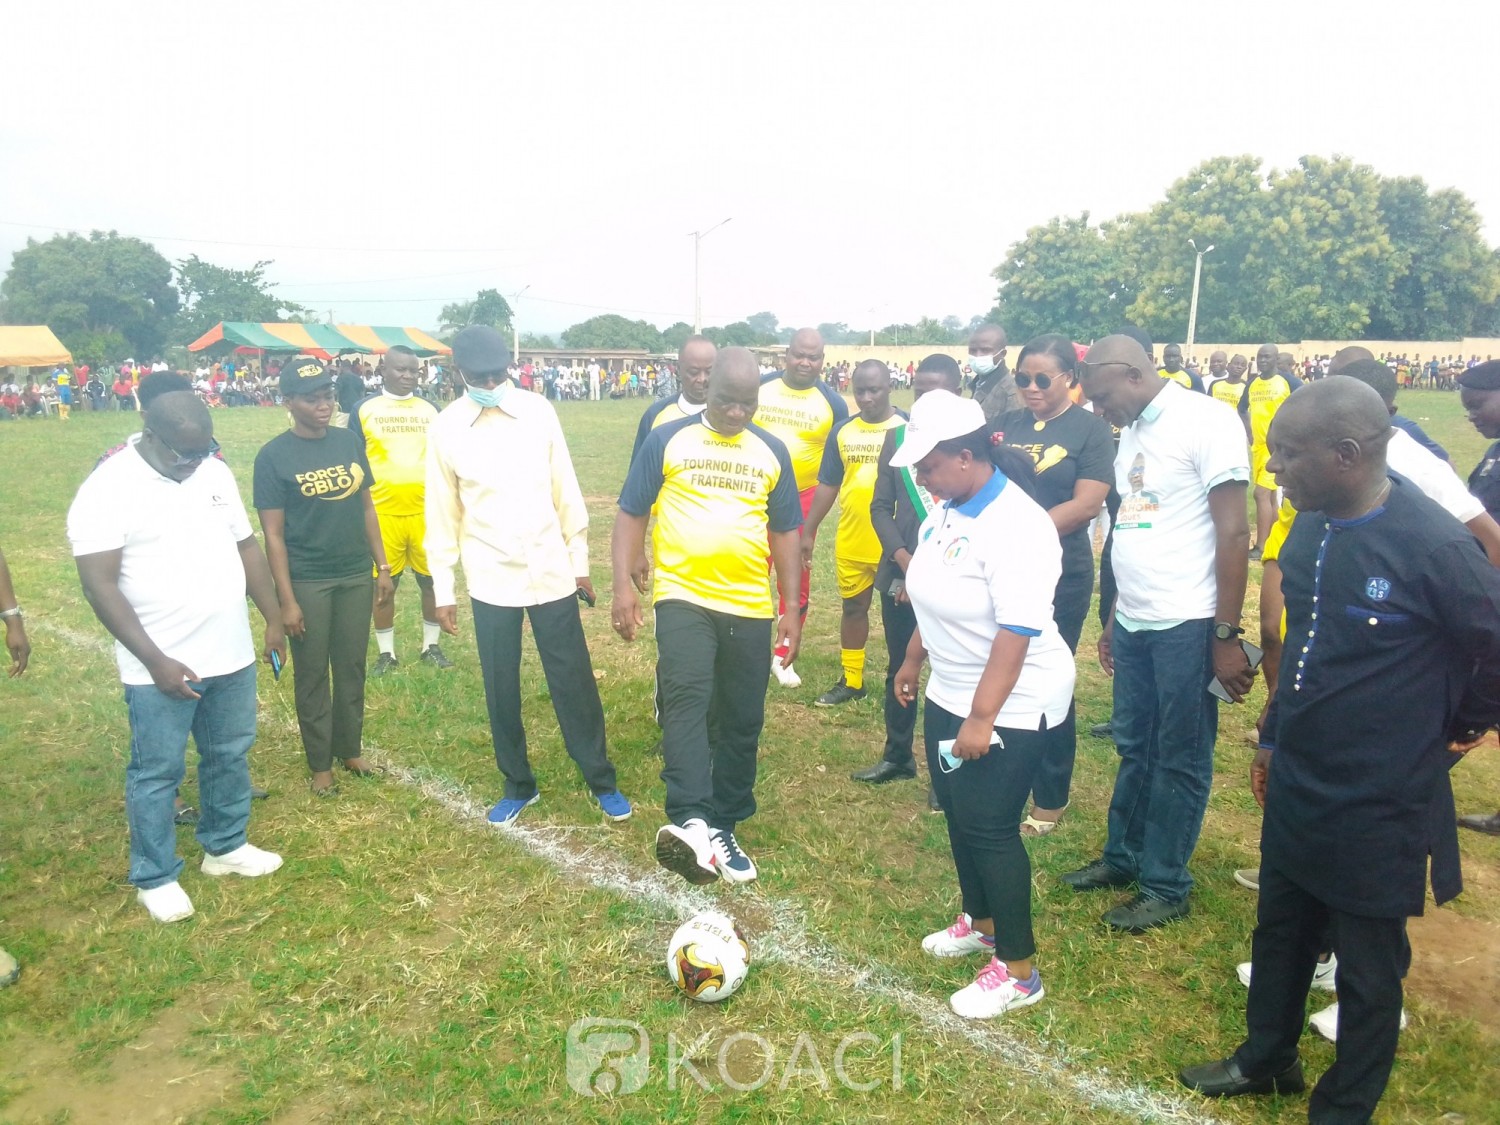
[949,957,1045,1019]
[921,913,994,958]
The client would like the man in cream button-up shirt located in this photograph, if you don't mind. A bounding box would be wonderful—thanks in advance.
[426,326,630,827]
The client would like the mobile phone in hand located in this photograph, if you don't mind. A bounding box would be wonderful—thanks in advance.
[270,649,283,680]
[1208,639,1263,702]
[576,586,596,608]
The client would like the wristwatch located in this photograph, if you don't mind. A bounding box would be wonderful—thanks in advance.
[1213,622,1245,641]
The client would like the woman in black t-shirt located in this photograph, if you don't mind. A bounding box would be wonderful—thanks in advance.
[993,335,1115,837]
[253,359,394,796]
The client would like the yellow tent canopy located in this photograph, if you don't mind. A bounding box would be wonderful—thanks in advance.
[0,326,73,366]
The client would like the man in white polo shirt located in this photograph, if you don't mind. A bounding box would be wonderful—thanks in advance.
[67,391,287,924]
[1063,335,1256,932]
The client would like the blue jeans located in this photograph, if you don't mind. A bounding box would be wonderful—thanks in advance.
[1102,618,1218,902]
[124,662,258,889]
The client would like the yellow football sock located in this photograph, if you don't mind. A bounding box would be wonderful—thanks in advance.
[840,649,865,691]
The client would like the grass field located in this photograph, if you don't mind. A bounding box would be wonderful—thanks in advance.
[0,388,1496,1123]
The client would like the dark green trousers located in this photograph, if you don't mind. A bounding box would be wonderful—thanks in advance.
[289,573,372,772]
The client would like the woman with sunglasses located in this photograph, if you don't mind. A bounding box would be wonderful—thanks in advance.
[992,335,1115,837]
[892,390,1075,1019]
[253,358,394,796]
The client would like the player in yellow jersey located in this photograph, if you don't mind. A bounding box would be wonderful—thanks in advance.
[753,328,848,687]
[802,361,904,705]
[351,346,446,674]
[612,348,804,885]
[1205,351,1249,408]
[630,336,714,465]
[1238,343,1302,557]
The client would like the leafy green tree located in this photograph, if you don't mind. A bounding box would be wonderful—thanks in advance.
[1367,179,1500,339]
[173,255,305,344]
[745,311,780,341]
[438,288,514,336]
[991,213,1134,342]
[560,314,663,351]
[519,332,556,349]
[659,321,694,351]
[0,230,179,359]
[704,321,761,347]
[815,322,855,344]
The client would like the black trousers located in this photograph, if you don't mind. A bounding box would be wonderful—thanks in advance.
[879,589,919,767]
[1030,559,1091,808]
[471,593,617,800]
[288,573,372,772]
[1233,863,1411,1125]
[1096,487,1121,631]
[655,600,772,831]
[925,701,1050,962]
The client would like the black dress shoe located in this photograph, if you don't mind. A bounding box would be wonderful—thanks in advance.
[1060,858,1133,891]
[928,787,943,814]
[1179,1056,1305,1098]
[1102,893,1190,933]
[1089,719,1114,740]
[1458,810,1500,836]
[851,760,916,784]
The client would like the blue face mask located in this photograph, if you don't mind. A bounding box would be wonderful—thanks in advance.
[466,379,509,409]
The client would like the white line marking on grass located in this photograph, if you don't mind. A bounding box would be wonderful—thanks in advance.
[34,615,1221,1123]
[374,756,1224,1125]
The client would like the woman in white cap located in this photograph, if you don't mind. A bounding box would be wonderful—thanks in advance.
[892,389,1075,1019]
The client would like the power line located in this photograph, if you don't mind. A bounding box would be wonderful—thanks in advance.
[0,219,526,255]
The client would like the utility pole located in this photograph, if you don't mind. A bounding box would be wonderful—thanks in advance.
[511,284,530,364]
[690,218,732,334]
[1185,239,1215,351]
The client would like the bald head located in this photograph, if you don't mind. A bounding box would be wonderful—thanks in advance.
[1079,335,1163,427]
[1327,345,1375,376]
[1267,377,1392,516]
[678,335,717,404]
[1209,350,1228,377]
[145,390,211,443]
[705,346,762,437]
[784,328,825,389]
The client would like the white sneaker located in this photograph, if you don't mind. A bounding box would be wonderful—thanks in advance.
[1237,952,1338,991]
[655,818,719,885]
[137,881,195,923]
[949,957,1045,1019]
[708,827,758,884]
[201,842,283,878]
[922,913,994,958]
[1309,1001,1408,1042]
[771,655,801,688]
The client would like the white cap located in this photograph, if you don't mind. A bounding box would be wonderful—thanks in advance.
[889,390,987,468]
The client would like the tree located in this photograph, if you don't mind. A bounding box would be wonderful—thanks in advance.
[745,310,780,341]
[519,332,556,349]
[991,212,1134,343]
[173,255,305,345]
[815,322,856,344]
[0,230,179,360]
[560,314,662,351]
[1367,179,1500,339]
[659,321,694,351]
[704,321,761,347]
[438,288,514,336]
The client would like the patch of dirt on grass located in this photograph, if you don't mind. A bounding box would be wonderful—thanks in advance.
[1409,905,1500,1037]
[0,995,239,1124]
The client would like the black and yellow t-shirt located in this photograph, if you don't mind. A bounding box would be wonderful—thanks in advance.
[619,417,802,618]
[1239,372,1303,448]
[351,392,438,516]
[818,412,906,564]
[253,427,372,580]
[755,376,849,491]
[630,395,706,465]
[1205,376,1246,408]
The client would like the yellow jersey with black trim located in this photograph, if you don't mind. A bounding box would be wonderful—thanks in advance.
[631,394,707,466]
[754,376,849,491]
[818,412,907,564]
[619,416,803,618]
[351,392,439,516]
[1206,377,1246,408]
[1238,372,1303,448]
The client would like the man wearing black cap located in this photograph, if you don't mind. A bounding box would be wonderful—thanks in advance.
[426,326,631,827]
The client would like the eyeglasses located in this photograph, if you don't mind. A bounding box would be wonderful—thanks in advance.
[1014,372,1055,390]
[149,430,220,469]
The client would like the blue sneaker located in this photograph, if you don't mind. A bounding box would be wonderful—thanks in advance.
[597,790,633,821]
[487,793,539,826]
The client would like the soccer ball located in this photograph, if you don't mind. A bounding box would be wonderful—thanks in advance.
[666,911,750,1002]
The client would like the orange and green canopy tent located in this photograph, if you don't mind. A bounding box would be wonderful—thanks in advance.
[334,325,451,357]
[187,321,360,358]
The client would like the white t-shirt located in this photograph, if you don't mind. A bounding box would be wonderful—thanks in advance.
[1386,427,1482,522]
[905,470,1076,727]
[1113,381,1251,625]
[67,449,255,686]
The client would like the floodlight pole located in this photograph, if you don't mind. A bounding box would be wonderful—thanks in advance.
[691,218,732,334]
[1185,239,1215,351]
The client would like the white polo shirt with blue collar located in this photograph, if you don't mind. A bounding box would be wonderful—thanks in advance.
[905,468,1076,728]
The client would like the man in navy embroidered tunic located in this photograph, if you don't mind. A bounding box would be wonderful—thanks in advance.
[1180,378,1500,1122]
